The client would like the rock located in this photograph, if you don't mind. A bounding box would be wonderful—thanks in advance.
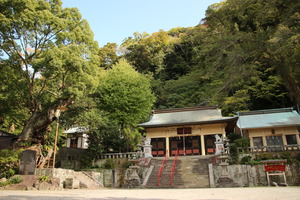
[279,182,288,187]
[0,178,7,182]
[50,177,60,188]
[271,182,278,187]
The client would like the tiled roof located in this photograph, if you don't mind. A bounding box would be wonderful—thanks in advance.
[139,106,235,128]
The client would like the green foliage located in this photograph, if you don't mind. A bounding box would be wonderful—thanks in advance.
[97,59,155,125]
[0,0,100,143]
[279,151,298,164]
[119,0,298,112]
[0,176,22,187]
[98,43,119,69]
[39,175,50,183]
[0,149,23,178]
[227,133,242,142]
[101,158,130,170]
[102,159,115,169]
[235,138,250,148]
[229,143,239,164]
[240,156,252,164]
[256,153,272,160]
[240,155,261,166]
[85,59,155,153]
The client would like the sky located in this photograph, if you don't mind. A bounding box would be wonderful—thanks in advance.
[62,0,221,47]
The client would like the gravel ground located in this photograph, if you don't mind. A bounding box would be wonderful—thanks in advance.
[0,187,300,200]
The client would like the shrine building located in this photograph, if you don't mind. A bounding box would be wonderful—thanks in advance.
[236,108,300,149]
[139,106,236,157]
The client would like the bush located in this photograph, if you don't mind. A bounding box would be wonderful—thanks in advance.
[0,149,24,178]
[227,133,242,142]
[229,143,239,164]
[256,153,272,160]
[39,175,50,183]
[279,151,297,164]
[235,138,250,148]
[0,176,22,187]
[102,159,115,169]
[9,176,22,184]
[240,155,252,164]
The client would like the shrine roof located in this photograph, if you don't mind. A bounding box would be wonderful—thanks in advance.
[139,106,236,128]
[63,126,88,134]
[237,108,300,129]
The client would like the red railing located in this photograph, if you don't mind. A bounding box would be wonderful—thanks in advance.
[170,149,179,186]
[157,150,168,186]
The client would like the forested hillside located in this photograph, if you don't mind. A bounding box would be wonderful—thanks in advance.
[0,0,299,153]
[101,0,299,115]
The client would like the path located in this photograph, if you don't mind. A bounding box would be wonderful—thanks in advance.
[0,187,299,200]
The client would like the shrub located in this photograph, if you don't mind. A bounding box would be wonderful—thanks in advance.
[240,155,252,164]
[279,151,297,164]
[229,143,239,164]
[102,159,115,169]
[256,153,272,160]
[39,175,50,183]
[8,176,22,184]
[0,176,22,187]
[247,160,261,166]
[0,149,24,178]
[235,138,250,148]
[227,133,242,142]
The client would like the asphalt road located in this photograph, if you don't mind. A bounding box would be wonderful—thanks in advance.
[0,187,300,200]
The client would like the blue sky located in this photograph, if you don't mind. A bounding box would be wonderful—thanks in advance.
[62,0,221,47]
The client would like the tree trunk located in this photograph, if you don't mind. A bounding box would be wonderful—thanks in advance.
[16,106,62,145]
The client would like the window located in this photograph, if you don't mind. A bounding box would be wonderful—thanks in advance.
[253,137,263,147]
[177,127,192,135]
[266,136,283,146]
[286,135,297,145]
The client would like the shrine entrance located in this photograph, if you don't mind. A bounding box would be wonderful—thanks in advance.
[151,138,166,157]
[169,136,200,156]
[204,135,217,155]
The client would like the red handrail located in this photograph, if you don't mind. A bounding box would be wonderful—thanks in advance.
[157,150,168,186]
[170,149,179,186]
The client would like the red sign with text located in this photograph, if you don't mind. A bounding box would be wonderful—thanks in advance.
[265,164,286,172]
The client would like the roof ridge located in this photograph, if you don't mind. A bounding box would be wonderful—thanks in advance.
[238,107,294,116]
[154,106,218,114]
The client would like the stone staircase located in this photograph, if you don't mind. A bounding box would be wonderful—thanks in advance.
[74,171,103,189]
[145,156,214,188]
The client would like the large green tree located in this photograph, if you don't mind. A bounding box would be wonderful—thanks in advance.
[91,59,155,152]
[62,59,155,153]
[0,0,99,144]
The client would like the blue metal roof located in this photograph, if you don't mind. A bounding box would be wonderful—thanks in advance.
[237,108,300,129]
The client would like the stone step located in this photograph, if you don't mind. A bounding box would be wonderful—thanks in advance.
[74,172,102,189]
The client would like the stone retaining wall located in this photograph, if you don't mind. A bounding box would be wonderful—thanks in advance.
[211,163,300,187]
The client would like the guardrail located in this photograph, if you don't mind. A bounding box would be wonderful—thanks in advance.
[157,151,168,186]
[170,149,179,186]
[237,145,300,154]
[96,152,144,159]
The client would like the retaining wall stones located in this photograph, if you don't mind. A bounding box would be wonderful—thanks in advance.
[211,163,300,187]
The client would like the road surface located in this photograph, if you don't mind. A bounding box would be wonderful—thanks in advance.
[0,187,299,200]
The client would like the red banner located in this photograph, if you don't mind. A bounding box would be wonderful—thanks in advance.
[265,164,286,172]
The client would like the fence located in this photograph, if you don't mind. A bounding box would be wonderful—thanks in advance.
[95,152,144,159]
[237,145,300,154]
